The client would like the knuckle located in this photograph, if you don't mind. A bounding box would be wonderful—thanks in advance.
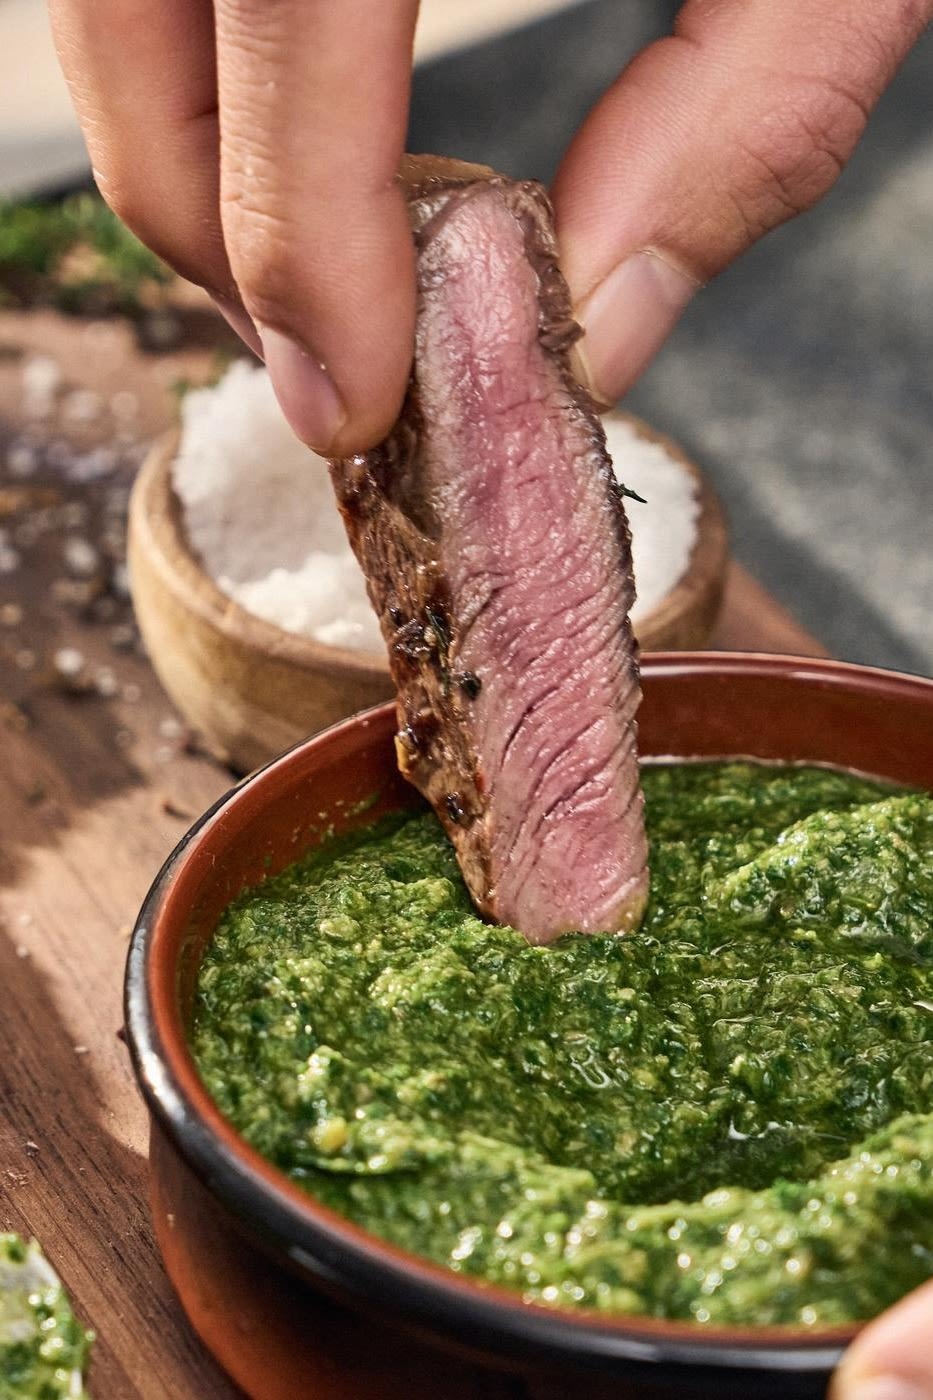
[826,7,917,90]
[96,174,148,247]
[98,180,179,273]
[728,77,868,237]
[97,171,227,295]
[221,194,303,324]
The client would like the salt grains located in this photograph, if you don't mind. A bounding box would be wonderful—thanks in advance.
[603,417,701,624]
[174,362,699,653]
[173,362,387,653]
[6,441,39,478]
[52,647,86,690]
[0,544,21,575]
[21,356,61,419]
[62,537,100,578]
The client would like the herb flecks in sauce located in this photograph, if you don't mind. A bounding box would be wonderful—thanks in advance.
[0,1235,93,1398]
[192,763,933,1326]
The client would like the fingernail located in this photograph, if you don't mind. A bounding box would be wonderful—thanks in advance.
[573,251,698,405]
[211,295,264,360]
[836,1376,931,1400]
[258,326,347,454]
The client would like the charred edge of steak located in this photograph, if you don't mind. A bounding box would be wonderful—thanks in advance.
[330,441,487,868]
[329,164,639,908]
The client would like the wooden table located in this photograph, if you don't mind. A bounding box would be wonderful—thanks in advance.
[0,310,827,1399]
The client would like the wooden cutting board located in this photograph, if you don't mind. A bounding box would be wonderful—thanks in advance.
[0,302,827,1399]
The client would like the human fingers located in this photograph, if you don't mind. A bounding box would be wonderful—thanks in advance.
[831,1279,933,1400]
[552,0,932,405]
[213,0,419,454]
[46,0,261,352]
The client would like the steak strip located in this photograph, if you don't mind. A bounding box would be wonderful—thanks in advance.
[331,155,648,944]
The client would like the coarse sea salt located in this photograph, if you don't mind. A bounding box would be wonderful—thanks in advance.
[173,362,699,654]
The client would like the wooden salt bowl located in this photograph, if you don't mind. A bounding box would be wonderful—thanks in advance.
[128,414,728,773]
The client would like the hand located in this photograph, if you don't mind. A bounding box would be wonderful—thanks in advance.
[49,0,420,457]
[49,0,931,457]
[832,1280,933,1399]
[552,0,933,406]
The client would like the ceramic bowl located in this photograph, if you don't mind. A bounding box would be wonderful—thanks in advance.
[127,415,728,772]
[125,653,933,1400]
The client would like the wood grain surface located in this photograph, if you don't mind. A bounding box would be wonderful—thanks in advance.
[0,302,827,1399]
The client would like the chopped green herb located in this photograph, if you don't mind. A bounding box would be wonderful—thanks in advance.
[192,762,933,1327]
[1,1235,93,1398]
[0,193,170,317]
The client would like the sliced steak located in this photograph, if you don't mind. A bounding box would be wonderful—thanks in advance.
[330,155,648,944]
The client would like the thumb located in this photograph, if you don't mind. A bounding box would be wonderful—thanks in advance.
[552,0,931,405]
[831,1280,933,1400]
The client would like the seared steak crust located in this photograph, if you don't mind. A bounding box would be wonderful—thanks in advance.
[330,156,647,943]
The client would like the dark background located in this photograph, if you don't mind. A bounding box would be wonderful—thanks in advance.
[411,0,933,673]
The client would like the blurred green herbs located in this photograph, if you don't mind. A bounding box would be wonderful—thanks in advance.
[0,192,172,317]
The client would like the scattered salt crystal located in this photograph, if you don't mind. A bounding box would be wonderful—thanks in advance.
[158,716,184,740]
[68,446,118,483]
[1,603,23,626]
[53,647,85,681]
[174,363,699,651]
[17,912,32,926]
[15,945,29,959]
[0,544,21,575]
[63,536,100,577]
[15,649,35,670]
[111,562,130,598]
[6,441,38,478]
[94,666,119,697]
[61,389,102,424]
[22,356,61,417]
[73,1045,89,1056]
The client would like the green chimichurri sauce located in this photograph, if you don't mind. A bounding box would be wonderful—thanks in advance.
[192,762,933,1326]
[0,1235,92,1399]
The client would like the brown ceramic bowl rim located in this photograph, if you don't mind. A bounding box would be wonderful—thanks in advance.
[125,652,933,1378]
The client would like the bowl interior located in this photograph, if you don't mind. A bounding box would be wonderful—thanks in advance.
[169,654,933,1005]
[166,712,418,1016]
[130,653,933,1370]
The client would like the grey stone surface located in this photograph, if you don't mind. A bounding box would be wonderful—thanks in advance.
[410,3,933,674]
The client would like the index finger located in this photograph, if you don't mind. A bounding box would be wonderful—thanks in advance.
[214,0,420,455]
